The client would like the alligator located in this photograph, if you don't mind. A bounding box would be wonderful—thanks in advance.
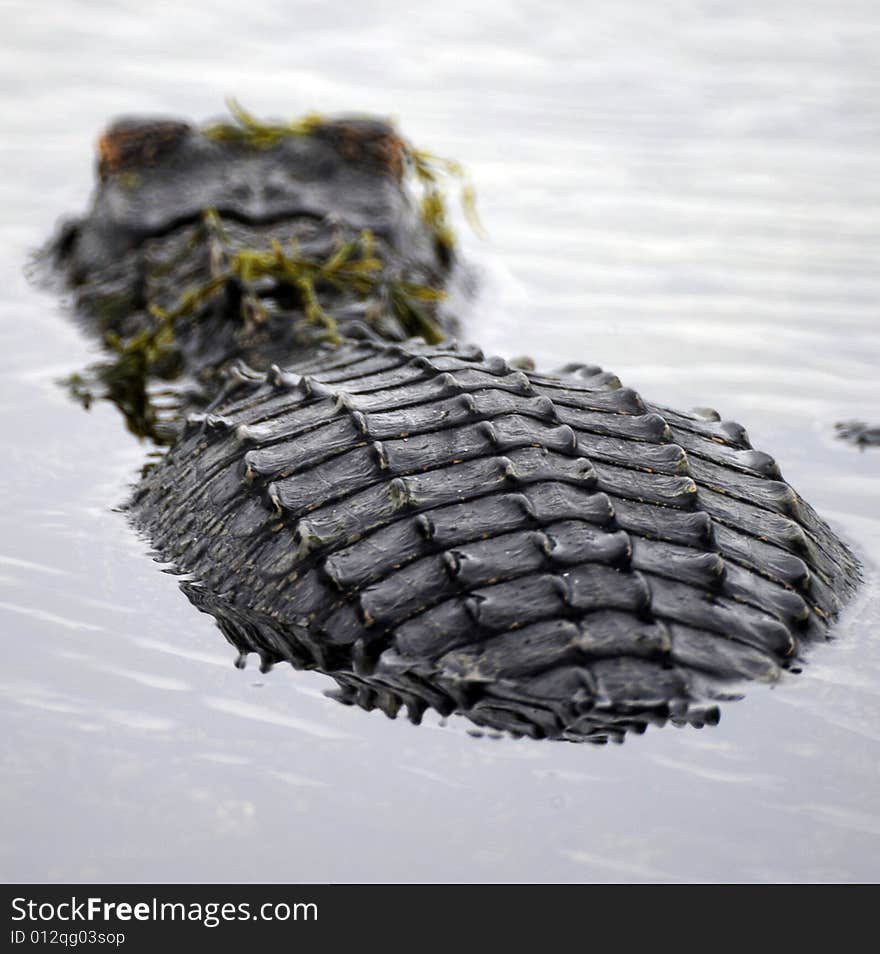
[48,106,862,743]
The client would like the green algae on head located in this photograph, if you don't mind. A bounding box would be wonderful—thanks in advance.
[203,98,484,257]
[404,146,485,256]
[202,99,326,149]
[150,227,448,346]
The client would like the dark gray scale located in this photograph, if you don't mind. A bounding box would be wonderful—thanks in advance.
[383,448,598,511]
[439,619,589,683]
[527,382,648,416]
[554,404,672,442]
[311,350,415,384]
[234,396,353,445]
[668,622,783,683]
[243,416,366,476]
[360,389,560,439]
[610,498,714,548]
[659,424,783,480]
[437,613,672,684]
[592,463,699,510]
[653,406,751,448]
[687,485,844,589]
[569,432,691,475]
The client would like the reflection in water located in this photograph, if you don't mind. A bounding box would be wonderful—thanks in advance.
[61,363,184,446]
[47,105,862,745]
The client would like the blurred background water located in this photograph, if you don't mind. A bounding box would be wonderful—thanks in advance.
[1,0,878,882]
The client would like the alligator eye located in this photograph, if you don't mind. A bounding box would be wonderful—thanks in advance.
[97,118,192,181]
[314,120,406,179]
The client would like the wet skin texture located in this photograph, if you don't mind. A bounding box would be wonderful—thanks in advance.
[52,113,862,744]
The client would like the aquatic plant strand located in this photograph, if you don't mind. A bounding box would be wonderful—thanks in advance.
[203,99,484,253]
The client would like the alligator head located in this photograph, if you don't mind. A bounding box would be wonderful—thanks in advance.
[51,106,461,440]
[59,113,443,276]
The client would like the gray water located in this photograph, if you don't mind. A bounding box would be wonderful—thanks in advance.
[2,0,879,883]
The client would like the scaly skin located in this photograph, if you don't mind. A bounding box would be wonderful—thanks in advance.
[51,110,862,743]
[131,337,859,743]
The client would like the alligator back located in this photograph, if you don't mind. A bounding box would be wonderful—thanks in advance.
[131,336,861,743]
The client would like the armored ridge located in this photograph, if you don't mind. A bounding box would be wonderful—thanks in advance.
[131,336,860,743]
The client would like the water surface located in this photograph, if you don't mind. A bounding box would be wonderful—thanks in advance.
[1,0,878,882]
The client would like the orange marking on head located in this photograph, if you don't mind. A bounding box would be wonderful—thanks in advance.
[96,119,191,180]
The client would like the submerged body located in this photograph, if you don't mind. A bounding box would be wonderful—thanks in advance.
[52,107,861,743]
[131,337,859,741]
